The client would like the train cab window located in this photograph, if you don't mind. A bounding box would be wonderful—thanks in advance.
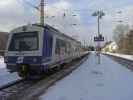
[8,32,39,51]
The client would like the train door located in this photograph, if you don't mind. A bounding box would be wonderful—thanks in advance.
[43,29,53,59]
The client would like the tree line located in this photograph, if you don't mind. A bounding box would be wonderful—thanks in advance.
[113,24,133,54]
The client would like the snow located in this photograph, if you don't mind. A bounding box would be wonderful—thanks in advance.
[105,52,133,61]
[40,53,133,100]
[0,56,6,69]
[0,56,20,86]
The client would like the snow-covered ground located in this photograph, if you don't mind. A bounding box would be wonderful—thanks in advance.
[0,56,20,86]
[40,53,133,100]
[105,52,133,61]
[0,56,6,69]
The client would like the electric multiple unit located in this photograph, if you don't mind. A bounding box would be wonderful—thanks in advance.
[4,24,86,78]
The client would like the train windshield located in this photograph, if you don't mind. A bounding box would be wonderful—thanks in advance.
[8,32,39,51]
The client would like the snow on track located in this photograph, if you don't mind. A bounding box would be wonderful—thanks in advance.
[40,53,133,100]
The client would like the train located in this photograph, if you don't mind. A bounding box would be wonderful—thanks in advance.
[4,24,87,78]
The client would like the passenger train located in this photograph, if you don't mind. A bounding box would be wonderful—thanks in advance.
[4,24,86,78]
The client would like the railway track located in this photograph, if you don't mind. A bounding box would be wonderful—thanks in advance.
[0,79,38,100]
[105,54,133,71]
[0,54,89,100]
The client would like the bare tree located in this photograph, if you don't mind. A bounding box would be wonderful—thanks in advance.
[113,24,129,53]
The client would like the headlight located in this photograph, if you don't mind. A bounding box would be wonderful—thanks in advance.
[33,58,37,62]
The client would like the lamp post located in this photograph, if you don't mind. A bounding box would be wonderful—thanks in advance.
[92,10,105,64]
[92,10,105,36]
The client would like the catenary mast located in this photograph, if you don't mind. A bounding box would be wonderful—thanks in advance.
[40,0,44,25]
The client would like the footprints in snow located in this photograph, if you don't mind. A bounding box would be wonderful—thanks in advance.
[91,70,103,75]
[91,70,104,87]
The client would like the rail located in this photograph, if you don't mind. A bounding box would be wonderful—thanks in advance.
[0,79,23,90]
[104,53,133,70]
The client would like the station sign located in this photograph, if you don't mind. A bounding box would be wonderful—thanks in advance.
[94,35,104,42]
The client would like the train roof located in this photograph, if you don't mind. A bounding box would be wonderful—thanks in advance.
[33,24,81,44]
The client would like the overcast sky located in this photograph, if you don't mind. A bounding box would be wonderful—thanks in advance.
[0,0,133,45]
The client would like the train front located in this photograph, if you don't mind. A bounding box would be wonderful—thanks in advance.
[4,24,44,78]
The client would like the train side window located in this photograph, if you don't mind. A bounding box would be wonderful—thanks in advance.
[55,39,67,55]
[66,43,71,54]
[55,39,60,55]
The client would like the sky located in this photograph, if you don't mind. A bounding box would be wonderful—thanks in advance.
[0,0,133,45]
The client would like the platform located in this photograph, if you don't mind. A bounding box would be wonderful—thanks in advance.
[40,53,133,100]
